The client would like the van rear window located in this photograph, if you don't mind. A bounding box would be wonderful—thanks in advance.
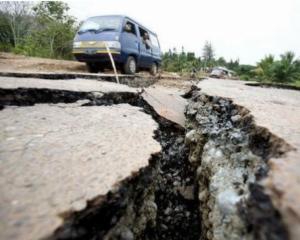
[79,16,122,33]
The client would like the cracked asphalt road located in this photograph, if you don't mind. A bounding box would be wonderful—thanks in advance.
[0,75,188,240]
[0,76,136,93]
[1,75,299,239]
[0,102,161,240]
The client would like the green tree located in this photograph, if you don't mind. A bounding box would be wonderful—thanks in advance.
[270,51,300,83]
[227,59,240,72]
[0,1,32,48]
[202,41,215,68]
[162,47,202,73]
[216,57,226,67]
[256,54,274,81]
[21,1,76,59]
[0,11,13,50]
[33,1,69,21]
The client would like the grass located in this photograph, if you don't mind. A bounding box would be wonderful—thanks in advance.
[291,80,300,87]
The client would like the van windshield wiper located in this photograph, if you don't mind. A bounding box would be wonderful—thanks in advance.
[94,28,116,33]
[78,28,98,34]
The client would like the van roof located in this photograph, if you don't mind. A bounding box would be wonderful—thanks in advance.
[88,15,158,36]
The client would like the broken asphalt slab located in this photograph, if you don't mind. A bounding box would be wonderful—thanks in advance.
[0,71,158,88]
[0,75,188,240]
[0,103,161,240]
[142,86,187,127]
[0,76,187,128]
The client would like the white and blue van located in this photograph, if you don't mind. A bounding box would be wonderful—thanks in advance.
[73,15,162,75]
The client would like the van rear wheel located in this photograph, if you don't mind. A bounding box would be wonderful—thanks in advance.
[124,56,136,75]
[150,62,158,76]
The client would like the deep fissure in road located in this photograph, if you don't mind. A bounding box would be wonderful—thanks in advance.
[0,87,292,240]
[0,88,201,240]
[184,87,291,240]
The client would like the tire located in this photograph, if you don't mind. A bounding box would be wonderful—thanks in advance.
[123,56,137,75]
[150,62,158,76]
[86,63,100,73]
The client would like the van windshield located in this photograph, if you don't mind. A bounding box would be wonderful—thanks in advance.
[78,16,122,34]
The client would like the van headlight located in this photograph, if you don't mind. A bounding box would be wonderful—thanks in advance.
[105,41,121,50]
[73,41,81,48]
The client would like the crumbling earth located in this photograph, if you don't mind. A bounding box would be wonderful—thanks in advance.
[0,74,299,240]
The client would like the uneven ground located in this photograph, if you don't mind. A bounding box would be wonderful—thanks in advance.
[0,52,186,83]
[0,52,87,73]
[0,54,300,240]
[0,75,194,240]
[196,79,300,239]
[0,103,160,240]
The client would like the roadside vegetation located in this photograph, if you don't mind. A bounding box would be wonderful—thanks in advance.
[0,1,77,59]
[163,43,300,86]
[162,42,242,76]
[0,1,299,85]
[253,52,300,86]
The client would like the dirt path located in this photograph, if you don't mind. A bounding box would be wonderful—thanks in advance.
[0,52,195,90]
[0,52,87,73]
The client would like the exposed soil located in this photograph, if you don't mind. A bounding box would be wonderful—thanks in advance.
[0,52,87,73]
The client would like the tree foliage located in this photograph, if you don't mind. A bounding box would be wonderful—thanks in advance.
[0,2,299,84]
[162,42,238,74]
[0,1,77,59]
[0,1,33,49]
[162,47,202,73]
[202,41,215,67]
[270,52,300,83]
[162,41,300,84]
[21,1,76,58]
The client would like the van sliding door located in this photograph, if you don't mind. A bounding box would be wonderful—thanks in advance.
[138,27,152,68]
[121,20,139,61]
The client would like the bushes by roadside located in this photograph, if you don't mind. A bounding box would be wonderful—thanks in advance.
[254,52,300,85]
[0,1,77,60]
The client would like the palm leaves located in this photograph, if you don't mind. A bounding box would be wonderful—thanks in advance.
[256,52,300,83]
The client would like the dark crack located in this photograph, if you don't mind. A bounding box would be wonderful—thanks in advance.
[0,87,201,240]
[185,87,291,240]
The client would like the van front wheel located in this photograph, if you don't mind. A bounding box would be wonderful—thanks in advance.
[124,56,136,75]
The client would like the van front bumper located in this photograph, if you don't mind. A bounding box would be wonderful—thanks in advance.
[73,48,123,63]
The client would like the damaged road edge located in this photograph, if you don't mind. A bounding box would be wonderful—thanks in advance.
[184,87,293,240]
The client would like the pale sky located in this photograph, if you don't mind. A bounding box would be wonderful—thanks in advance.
[66,0,300,65]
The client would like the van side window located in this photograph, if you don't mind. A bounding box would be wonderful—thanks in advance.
[138,27,151,49]
[124,21,136,35]
[150,34,159,47]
